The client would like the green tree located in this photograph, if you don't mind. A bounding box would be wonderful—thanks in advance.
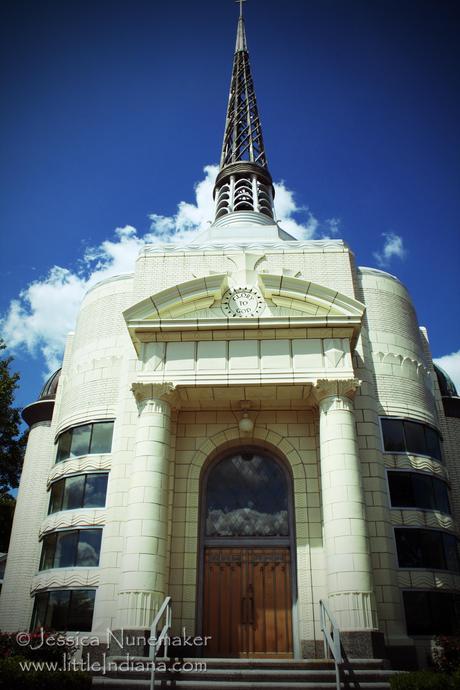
[0,339,26,495]
[0,340,27,551]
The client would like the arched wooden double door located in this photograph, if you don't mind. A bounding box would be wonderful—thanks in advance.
[200,450,295,658]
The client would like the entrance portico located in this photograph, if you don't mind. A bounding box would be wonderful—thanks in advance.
[111,268,379,657]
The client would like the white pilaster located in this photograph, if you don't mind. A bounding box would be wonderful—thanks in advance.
[314,379,378,631]
[116,383,175,628]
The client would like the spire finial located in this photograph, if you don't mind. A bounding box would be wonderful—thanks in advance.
[212,0,275,224]
[236,0,246,18]
[235,0,248,52]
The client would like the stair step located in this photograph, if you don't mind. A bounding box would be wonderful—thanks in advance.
[107,656,389,670]
[100,668,396,680]
[92,656,397,689]
[94,680,392,689]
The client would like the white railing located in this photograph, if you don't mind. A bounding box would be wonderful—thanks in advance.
[319,599,343,690]
[149,596,172,690]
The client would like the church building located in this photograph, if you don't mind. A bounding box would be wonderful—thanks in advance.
[1,4,460,672]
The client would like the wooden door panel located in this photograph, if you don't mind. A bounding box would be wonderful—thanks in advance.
[203,547,293,658]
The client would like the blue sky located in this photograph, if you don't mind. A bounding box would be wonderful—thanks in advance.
[1,0,459,410]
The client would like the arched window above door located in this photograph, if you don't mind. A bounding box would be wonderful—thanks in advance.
[204,451,289,538]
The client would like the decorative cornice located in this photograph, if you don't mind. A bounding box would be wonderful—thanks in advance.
[397,570,460,591]
[139,239,348,256]
[383,454,447,478]
[47,455,112,488]
[30,568,100,595]
[39,510,107,538]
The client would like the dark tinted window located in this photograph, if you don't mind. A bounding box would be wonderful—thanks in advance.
[404,422,426,455]
[31,590,95,632]
[425,427,442,462]
[395,528,460,571]
[62,475,85,510]
[40,533,57,570]
[68,590,96,630]
[54,532,79,568]
[388,472,451,514]
[46,590,70,630]
[40,529,102,570]
[381,418,442,461]
[206,452,289,537]
[49,473,108,514]
[56,430,71,463]
[403,591,460,635]
[49,480,65,514]
[70,425,91,457]
[77,530,102,567]
[388,472,414,506]
[83,475,108,508]
[56,422,113,463]
[90,422,114,454]
[381,418,405,452]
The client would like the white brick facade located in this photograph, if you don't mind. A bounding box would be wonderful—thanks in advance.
[1,234,459,667]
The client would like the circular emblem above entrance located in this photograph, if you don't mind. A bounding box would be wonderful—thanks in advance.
[221,287,264,318]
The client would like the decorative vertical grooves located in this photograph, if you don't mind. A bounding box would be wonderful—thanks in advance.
[328,591,378,631]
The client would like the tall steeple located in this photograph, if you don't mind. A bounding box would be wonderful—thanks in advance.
[213,1,275,224]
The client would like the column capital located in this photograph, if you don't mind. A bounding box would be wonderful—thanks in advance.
[131,381,179,406]
[313,378,361,407]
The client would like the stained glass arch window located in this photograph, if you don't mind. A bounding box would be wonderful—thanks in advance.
[204,451,290,538]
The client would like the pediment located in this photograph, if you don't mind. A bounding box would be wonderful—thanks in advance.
[258,274,365,318]
[123,273,366,354]
[123,274,229,322]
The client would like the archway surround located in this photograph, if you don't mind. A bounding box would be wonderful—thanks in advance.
[199,446,296,658]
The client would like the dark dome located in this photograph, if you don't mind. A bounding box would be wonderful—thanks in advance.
[39,368,61,400]
[434,364,458,398]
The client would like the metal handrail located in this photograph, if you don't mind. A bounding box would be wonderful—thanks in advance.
[319,599,343,690]
[149,596,172,690]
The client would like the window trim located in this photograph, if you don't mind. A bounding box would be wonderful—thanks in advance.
[39,527,103,571]
[378,416,443,462]
[55,420,114,463]
[385,469,451,516]
[393,525,460,573]
[48,472,109,514]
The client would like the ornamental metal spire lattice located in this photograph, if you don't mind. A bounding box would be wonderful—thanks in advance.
[214,0,275,223]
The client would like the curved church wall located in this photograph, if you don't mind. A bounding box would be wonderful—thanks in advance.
[57,275,134,432]
[358,267,437,426]
[0,422,54,631]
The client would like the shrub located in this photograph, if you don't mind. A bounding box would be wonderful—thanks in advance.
[0,630,76,663]
[390,670,454,690]
[0,656,91,689]
[432,636,460,674]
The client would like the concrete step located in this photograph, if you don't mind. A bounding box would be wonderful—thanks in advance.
[100,667,395,681]
[91,656,398,689]
[93,680,393,689]
[106,656,389,670]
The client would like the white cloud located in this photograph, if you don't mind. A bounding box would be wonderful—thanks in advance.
[273,181,319,239]
[148,166,321,242]
[1,164,335,375]
[1,226,151,376]
[434,350,460,394]
[373,232,407,267]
